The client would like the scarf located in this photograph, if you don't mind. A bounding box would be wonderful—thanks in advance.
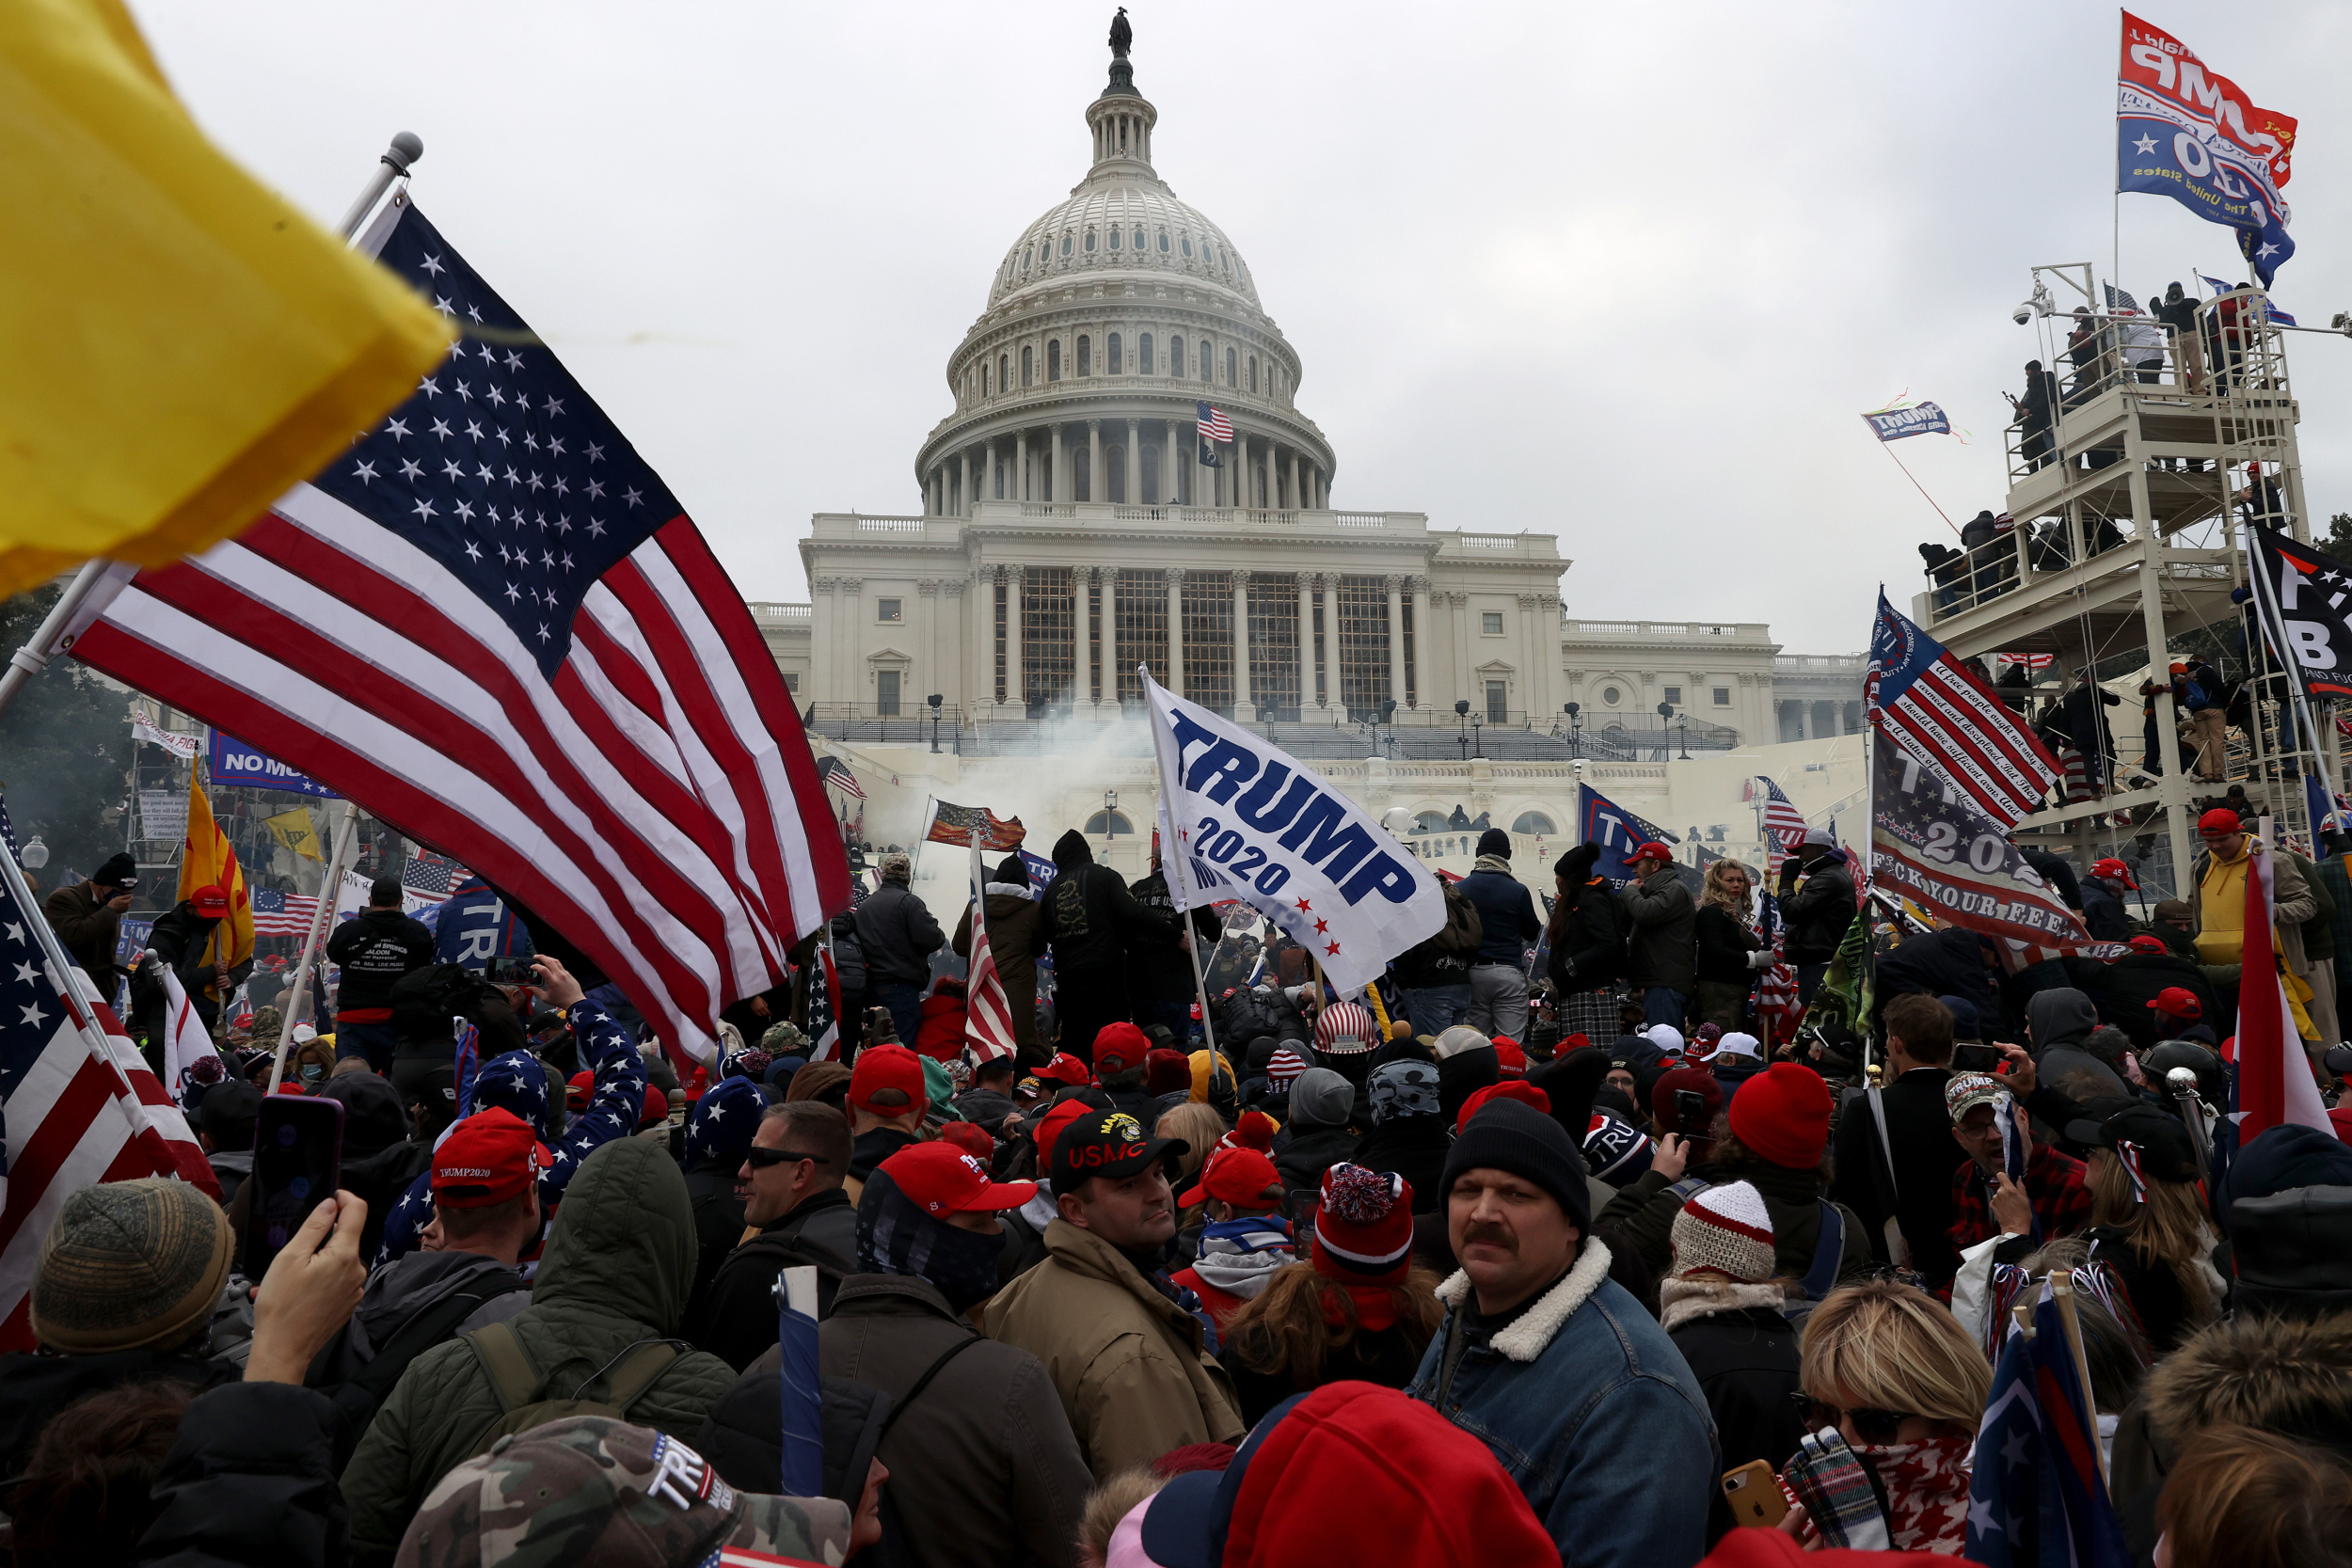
[1785,1432,1975,1555]
[1658,1276,1788,1332]
[854,1170,1008,1314]
[1188,1218,1295,1303]
[1473,854,1513,876]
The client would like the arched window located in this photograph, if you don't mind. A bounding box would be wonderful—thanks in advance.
[1078,336,1091,376]
[1413,810,1449,833]
[1021,345,1033,387]
[1226,348,1236,386]
[1133,227,1145,250]
[1109,227,1121,250]
[1157,230,1169,253]
[1248,356,1258,392]
[1022,246,1032,273]
[1181,235,1194,258]
[1169,335,1184,376]
[1082,810,1134,835]
[1061,234,1073,257]
[1108,333,1123,374]
[1511,812,1557,835]
[998,353,1009,392]
[1085,229,1096,252]
[982,362,991,397]
[1047,340,1061,381]
[1199,341,1212,379]
[1139,333,1153,374]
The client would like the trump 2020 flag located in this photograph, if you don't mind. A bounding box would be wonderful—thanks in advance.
[1143,667,1440,996]
[1860,402,1951,441]
[2117,12,2296,285]
[1577,784,1683,885]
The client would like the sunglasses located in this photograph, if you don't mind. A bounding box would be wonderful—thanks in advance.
[1792,1394,1914,1448]
[743,1147,833,1168]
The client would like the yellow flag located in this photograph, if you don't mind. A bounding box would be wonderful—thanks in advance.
[262,805,324,863]
[178,773,254,987]
[0,0,453,596]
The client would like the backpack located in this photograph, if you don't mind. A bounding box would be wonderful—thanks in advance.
[1433,881,1485,957]
[1217,989,1282,1045]
[389,960,492,1041]
[461,1322,684,1457]
[314,1275,521,1468]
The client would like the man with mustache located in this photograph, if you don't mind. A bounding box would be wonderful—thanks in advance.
[1406,1097,1718,1566]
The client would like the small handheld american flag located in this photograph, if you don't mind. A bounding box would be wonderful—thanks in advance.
[962,835,1019,1064]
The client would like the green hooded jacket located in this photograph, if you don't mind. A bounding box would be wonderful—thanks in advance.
[342,1136,741,1565]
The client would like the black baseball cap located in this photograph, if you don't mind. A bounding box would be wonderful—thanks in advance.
[1050,1107,1188,1191]
[2062,1096,2201,1183]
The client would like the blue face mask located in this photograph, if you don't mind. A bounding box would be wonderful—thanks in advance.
[300,1063,326,1085]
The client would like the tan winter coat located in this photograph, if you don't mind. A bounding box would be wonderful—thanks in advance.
[982,1216,1244,1475]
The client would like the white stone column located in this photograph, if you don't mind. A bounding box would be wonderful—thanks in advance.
[973,567,994,708]
[1015,429,1028,502]
[1005,564,1025,710]
[1124,419,1141,506]
[1291,452,1303,513]
[983,438,999,507]
[838,578,861,711]
[1295,573,1315,720]
[942,579,966,710]
[1236,434,1252,509]
[1408,575,1431,708]
[1166,566,1185,697]
[1087,420,1102,505]
[1051,424,1065,504]
[1320,574,1341,710]
[958,451,971,516]
[1232,569,1255,721]
[917,579,939,704]
[1385,575,1407,709]
[1094,566,1116,720]
[808,577,834,705]
[1450,592,1471,708]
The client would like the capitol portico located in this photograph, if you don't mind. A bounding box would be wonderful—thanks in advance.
[765,23,1867,882]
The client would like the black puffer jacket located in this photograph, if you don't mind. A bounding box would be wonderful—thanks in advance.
[853,878,946,987]
[2091,952,2224,1048]
[1665,1299,1804,1474]
[1775,850,1857,964]
[136,1383,347,1568]
[1547,845,1629,990]
[1041,831,1175,975]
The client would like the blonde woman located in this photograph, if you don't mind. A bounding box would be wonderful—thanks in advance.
[1693,859,1765,1033]
[1153,1101,1227,1196]
[1779,1279,1992,1554]
[2074,1101,2218,1353]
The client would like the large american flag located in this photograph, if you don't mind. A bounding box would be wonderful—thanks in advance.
[0,800,216,1350]
[45,200,849,1064]
[1197,401,1232,443]
[961,838,1018,1064]
[1869,594,2060,829]
[249,887,322,936]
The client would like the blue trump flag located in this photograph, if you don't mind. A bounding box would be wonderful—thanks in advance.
[207,728,337,798]
[1861,402,1951,442]
[1577,784,1679,885]
[2118,14,2296,286]
[432,876,533,973]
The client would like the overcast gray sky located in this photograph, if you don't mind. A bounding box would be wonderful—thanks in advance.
[130,1,2352,654]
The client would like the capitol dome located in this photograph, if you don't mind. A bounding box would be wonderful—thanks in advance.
[913,26,1332,516]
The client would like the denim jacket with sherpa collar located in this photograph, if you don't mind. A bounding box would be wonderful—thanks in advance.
[1405,1238,1721,1567]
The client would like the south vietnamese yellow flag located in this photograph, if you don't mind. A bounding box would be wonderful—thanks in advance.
[0,0,453,597]
[178,773,254,994]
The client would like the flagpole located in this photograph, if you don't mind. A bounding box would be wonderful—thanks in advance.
[2049,1275,2109,1484]
[267,800,358,1093]
[0,830,154,1132]
[335,132,424,240]
[1139,662,1223,1065]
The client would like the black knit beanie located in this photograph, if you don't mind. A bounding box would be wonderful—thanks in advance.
[1441,1098,1592,1232]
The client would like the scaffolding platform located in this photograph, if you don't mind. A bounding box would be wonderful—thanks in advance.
[1904,264,2330,899]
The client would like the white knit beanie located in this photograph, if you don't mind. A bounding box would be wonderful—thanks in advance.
[1668,1180,1776,1284]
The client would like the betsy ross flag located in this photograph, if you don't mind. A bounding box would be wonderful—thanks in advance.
[40,201,849,1065]
[961,837,1018,1064]
[924,800,1025,851]
[249,888,322,936]
[1870,594,2060,828]
[1964,1281,2130,1567]
[0,808,218,1350]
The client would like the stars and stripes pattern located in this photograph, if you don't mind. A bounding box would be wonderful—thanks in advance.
[0,793,217,1350]
[1751,776,1808,868]
[1963,1281,2131,1568]
[49,201,849,1066]
[961,838,1018,1065]
[806,943,842,1063]
[248,888,322,936]
[402,855,462,905]
[1870,594,2061,829]
[1754,888,1804,1039]
[819,756,865,800]
[1196,402,1232,443]
[924,800,1025,851]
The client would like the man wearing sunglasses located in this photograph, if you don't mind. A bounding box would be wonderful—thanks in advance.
[685,1102,856,1370]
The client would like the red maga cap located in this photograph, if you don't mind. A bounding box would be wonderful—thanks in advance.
[882,1140,1036,1215]
[432,1107,550,1207]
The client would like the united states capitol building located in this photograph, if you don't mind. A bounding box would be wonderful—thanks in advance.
[754,26,1866,884]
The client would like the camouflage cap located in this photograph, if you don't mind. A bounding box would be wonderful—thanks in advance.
[396,1416,852,1568]
[757,1021,808,1055]
[249,1006,285,1043]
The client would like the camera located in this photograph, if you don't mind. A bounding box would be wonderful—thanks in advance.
[1675,1089,1713,1140]
[2012,302,2035,326]
[485,956,536,986]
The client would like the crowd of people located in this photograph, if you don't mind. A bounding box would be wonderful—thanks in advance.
[9,800,2352,1568]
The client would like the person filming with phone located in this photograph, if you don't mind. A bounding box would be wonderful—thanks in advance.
[327,877,436,1072]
